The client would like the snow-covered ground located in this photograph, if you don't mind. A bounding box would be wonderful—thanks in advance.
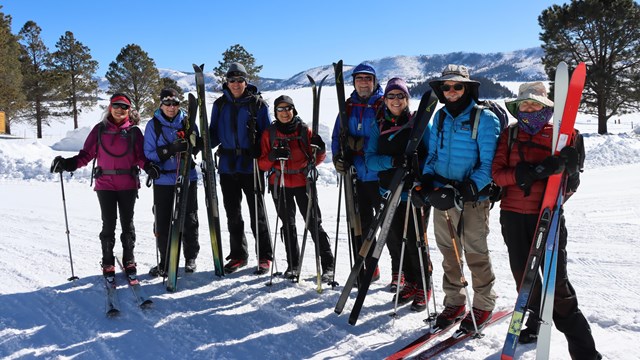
[1,87,639,359]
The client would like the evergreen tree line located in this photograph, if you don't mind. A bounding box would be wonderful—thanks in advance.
[1,0,640,136]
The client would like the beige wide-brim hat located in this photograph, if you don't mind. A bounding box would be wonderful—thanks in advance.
[505,81,554,117]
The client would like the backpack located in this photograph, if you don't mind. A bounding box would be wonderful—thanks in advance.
[436,100,509,205]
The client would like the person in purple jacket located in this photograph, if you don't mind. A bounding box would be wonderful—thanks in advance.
[52,93,157,278]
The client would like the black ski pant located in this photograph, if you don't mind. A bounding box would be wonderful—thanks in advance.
[501,210,599,359]
[355,180,384,259]
[154,183,200,268]
[96,189,138,267]
[386,200,432,289]
[220,173,272,261]
[271,186,333,271]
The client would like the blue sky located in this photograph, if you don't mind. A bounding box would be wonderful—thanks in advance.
[2,0,561,79]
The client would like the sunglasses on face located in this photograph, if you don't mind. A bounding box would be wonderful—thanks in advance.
[112,104,130,110]
[228,77,246,84]
[276,106,293,112]
[440,83,465,92]
[162,100,180,107]
[385,93,407,100]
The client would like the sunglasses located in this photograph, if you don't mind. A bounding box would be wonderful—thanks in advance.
[276,106,293,112]
[112,103,130,110]
[228,77,246,84]
[162,100,180,107]
[440,83,465,92]
[385,93,407,100]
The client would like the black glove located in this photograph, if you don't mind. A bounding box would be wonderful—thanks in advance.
[515,162,536,192]
[52,156,77,172]
[429,186,461,211]
[51,156,64,173]
[192,137,204,156]
[559,146,579,175]
[392,154,409,169]
[310,134,325,152]
[333,153,350,173]
[532,155,565,179]
[144,162,161,180]
[157,138,189,161]
[410,187,429,208]
[268,146,290,161]
[457,179,479,203]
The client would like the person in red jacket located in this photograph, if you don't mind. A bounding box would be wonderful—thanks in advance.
[492,82,600,360]
[51,93,158,279]
[258,95,334,281]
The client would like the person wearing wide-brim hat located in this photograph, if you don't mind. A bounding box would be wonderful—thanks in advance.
[492,82,600,359]
[413,64,501,332]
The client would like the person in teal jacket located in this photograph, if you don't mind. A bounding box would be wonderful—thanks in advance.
[416,64,500,333]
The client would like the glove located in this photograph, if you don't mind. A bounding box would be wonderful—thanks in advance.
[268,146,290,161]
[310,134,325,152]
[52,156,77,173]
[457,179,478,203]
[559,146,579,175]
[410,187,429,208]
[192,137,204,156]
[144,162,160,180]
[51,156,64,173]
[515,162,536,192]
[333,153,350,174]
[532,155,565,179]
[391,154,408,169]
[157,138,189,161]
[429,186,462,211]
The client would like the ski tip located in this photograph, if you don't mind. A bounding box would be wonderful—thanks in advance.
[140,300,153,309]
[106,309,120,317]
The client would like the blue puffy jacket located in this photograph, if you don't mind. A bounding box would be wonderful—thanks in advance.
[422,101,500,198]
[330,85,384,182]
[209,83,270,175]
[143,108,199,186]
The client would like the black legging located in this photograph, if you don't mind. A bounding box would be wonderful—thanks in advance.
[96,189,138,266]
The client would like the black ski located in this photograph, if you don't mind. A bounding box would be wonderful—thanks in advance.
[296,74,328,293]
[116,257,153,308]
[335,90,439,325]
[333,60,365,288]
[193,63,225,277]
[166,93,198,292]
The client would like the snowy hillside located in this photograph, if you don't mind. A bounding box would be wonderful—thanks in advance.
[1,85,639,359]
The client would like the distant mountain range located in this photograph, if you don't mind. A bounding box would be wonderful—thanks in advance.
[99,47,547,92]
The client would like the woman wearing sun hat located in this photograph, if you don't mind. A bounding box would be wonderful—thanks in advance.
[492,81,601,359]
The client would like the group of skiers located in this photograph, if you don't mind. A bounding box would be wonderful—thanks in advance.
[50,61,600,359]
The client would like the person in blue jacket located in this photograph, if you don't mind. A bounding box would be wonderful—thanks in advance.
[144,88,200,276]
[365,78,432,312]
[415,64,500,333]
[331,63,387,287]
[209,62,273,275]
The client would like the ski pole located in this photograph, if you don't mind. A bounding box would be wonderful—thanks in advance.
[266,175,281,288]
[412,202,437,325]
[444,209,481,337]
[390,197,412,318]
[253,159,261,274]
[329,175,343,288]
[58,172,79,281]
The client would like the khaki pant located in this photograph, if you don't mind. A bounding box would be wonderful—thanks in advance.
[433,200,496,311]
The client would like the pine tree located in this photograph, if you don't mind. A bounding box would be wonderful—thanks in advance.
[213,44,263,88]
[105,44,161,118]
[18,20,57,139]
[0,7,25,135]
[50,31,98,129]
[539,0,640,134]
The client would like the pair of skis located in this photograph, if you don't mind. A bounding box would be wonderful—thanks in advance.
[501,62,586,360]
[104,259,153,317]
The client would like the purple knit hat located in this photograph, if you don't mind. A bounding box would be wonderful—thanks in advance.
[384,78,410,96]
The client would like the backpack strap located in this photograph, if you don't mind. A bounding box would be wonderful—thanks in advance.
[268,122,312,161]
[470,105,484,140]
